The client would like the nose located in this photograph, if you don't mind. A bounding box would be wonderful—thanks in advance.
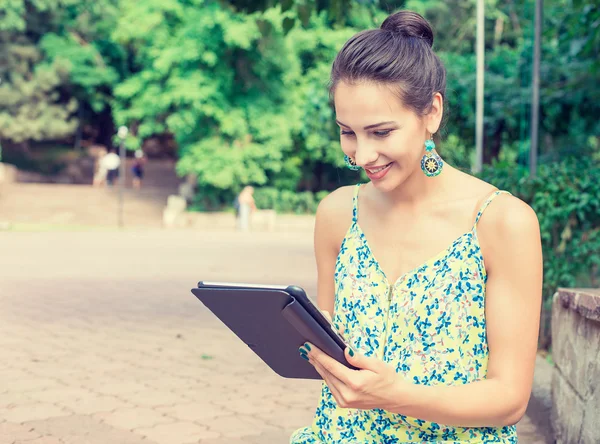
[354,141,379,167]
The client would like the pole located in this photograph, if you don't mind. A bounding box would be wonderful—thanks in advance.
[118,139,125,228]
[530,0,542,177]
[117,126,128,228]
[475,0,485,173]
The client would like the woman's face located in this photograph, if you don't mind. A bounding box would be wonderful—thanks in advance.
[334,80,442,192]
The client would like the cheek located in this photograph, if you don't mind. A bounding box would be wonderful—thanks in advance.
[340,136,356,154]
[385,134,421,161]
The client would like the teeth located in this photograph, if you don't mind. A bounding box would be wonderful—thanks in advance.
[368,164,390,174]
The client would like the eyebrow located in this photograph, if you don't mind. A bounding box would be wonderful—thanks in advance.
[335,120,398,130]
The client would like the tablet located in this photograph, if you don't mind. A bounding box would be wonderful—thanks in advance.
[191,281,357,379]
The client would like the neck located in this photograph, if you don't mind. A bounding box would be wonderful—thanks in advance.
[381,162,456,207]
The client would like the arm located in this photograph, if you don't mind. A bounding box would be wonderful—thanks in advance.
[313,187,354,315]
[386,196,542,426]
[386,196,542,427]
[305,195,543,428]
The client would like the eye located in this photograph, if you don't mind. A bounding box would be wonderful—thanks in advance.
[373,130,392,137]
[340,130,355,136]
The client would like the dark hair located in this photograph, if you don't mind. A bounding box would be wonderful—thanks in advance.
[330,10,446,118]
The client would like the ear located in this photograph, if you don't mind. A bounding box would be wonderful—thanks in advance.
[426,92,444,135]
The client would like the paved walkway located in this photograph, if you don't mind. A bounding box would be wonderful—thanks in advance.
[0,230,550,443]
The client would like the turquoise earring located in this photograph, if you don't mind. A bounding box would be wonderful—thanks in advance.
[421,138,443,177]
[344,155,361,171]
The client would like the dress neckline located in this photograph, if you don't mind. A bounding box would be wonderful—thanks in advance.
[351,222,480,289]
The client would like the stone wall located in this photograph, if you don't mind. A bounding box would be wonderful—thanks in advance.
[551,288,600,444]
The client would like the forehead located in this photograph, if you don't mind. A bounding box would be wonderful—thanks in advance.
[333,81,411,125]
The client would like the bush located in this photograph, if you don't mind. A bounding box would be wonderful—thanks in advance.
[478,157,600,346]
[253,187,328,214]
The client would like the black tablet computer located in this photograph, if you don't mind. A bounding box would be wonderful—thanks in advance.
[191,281,357,379]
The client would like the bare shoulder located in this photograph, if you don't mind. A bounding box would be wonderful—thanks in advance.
[476,192,541,271]
[315,185,357,251]
[479,192,540,235]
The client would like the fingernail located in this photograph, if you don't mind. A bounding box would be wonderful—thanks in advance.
[348,348,355,357]
[298,346,307,355]
[300,353,309,361]
[304,343,311,351]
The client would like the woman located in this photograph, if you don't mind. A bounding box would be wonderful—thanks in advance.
[291,10,542,444]
[92,147,108,187]
[236,185,256,231]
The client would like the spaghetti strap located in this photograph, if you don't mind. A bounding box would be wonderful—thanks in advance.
[352,183,361,225]
[473,190,511,227]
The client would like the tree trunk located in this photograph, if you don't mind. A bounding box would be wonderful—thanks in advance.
[483,121,504,164]
[96,104,115,150]
[315,161,324,192]
[19,140,30,155]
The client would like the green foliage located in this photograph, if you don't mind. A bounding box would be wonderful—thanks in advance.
[0,42,78,145]
[0,0,123,149]
[114,2,297,192]
[1,143,77,174]
[4,0,598,185]
[111,0,374,196]
[253,186,328,214]
[190,185,328,214]
[40,32,120,112]
[478,157,600,305]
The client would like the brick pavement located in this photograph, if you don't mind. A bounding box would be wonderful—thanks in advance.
[0,230,550,443]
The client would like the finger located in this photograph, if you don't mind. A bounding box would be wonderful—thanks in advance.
[312,357,345,387]
[311,357,347,403]
[344,346,382,372]
[308,352,335,386]
[305,342,355,385]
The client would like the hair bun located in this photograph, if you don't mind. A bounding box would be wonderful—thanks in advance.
[381,11,434,48]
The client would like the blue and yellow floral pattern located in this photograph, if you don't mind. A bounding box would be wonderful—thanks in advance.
[290,184,517,443]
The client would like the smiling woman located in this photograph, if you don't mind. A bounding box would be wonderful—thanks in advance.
[290,9,543,444]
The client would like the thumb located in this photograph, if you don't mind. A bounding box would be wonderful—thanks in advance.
[344,346,383,372]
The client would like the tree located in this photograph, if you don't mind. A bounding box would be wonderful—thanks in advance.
[0,37,78,152]
[0,0,123,150]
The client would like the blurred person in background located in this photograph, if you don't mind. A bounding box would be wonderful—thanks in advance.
[102,148,121,187]
[235,185,256,231]
[92,146,108,187]
[131,149,146,189]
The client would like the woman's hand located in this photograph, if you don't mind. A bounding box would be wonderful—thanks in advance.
[299,338,405,411]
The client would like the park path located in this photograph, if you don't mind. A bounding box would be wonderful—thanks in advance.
[0,160,181,228]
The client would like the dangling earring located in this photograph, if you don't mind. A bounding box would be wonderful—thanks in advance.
[421,137,443,177]
[344,154,361,171]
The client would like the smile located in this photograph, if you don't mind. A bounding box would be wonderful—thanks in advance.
[365,163,392,174]
[364,162,393,181]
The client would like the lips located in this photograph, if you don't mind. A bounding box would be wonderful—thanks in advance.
[365,162,393,180]
[365,163,391,174]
